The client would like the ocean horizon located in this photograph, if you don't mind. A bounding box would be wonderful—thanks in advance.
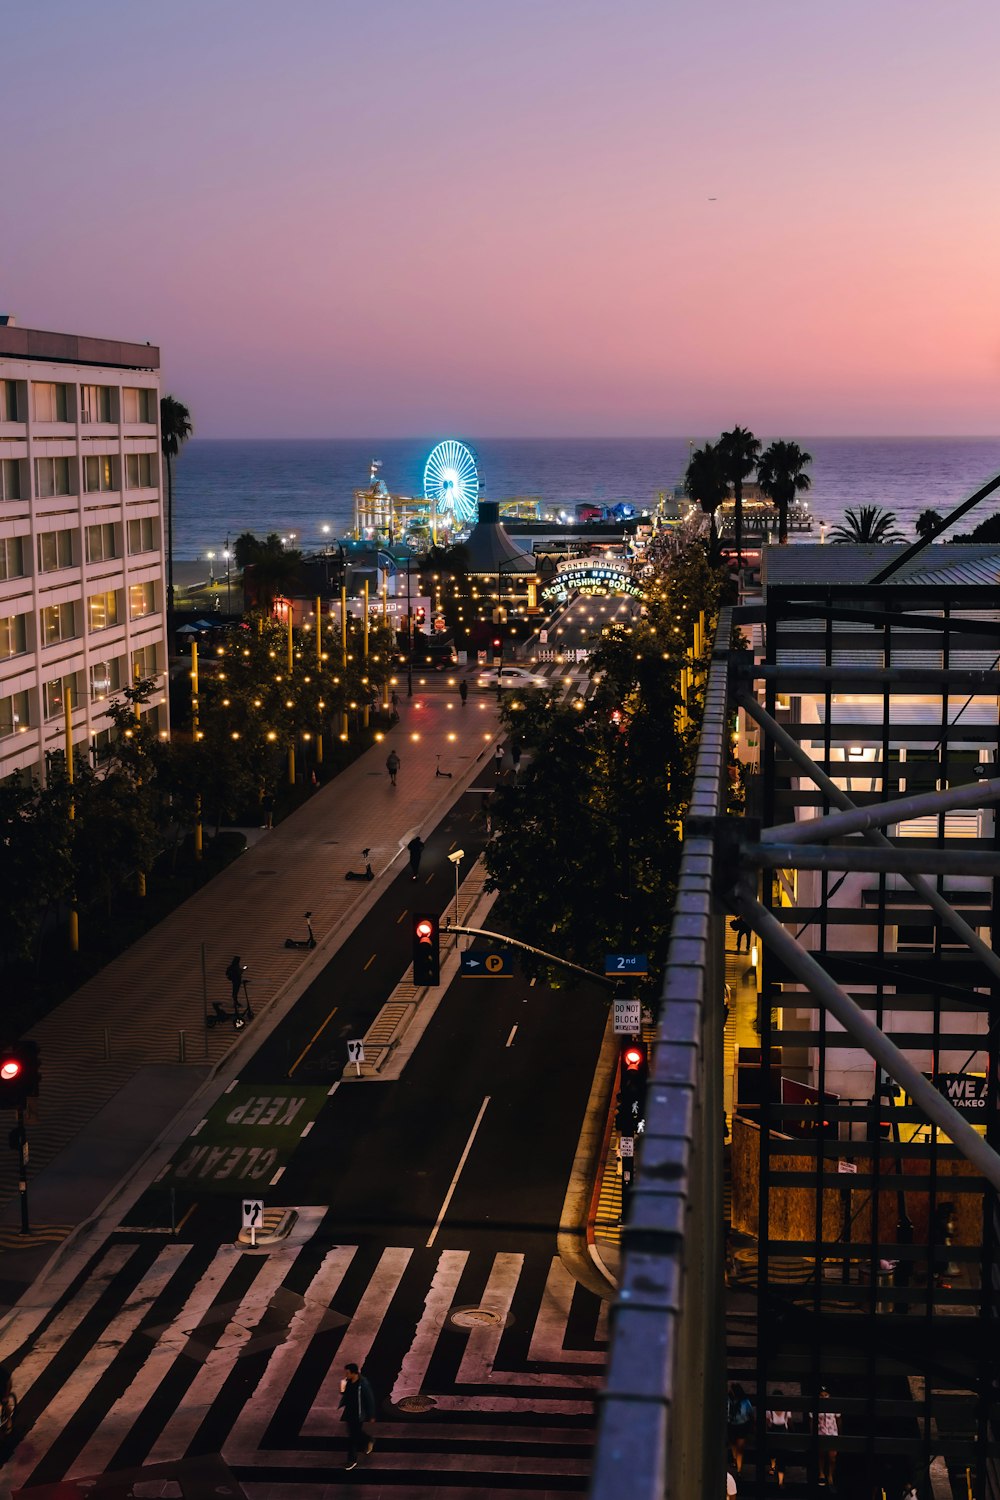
[172,435,1000,562]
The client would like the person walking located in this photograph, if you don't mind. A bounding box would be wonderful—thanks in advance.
[339,1361,376,1470]
[407,835,424,881]
[386,749,400,786]
[390,689,399,714]
[511,739,522,776]
[766,1392,791,1486]
[727,1382,753,1477]
[260,790,274,830]
[816,1387,839,1488]
[730,916,751,954]
[225,955,244,1007]
[459,678,468,706]
[493,743,505,778]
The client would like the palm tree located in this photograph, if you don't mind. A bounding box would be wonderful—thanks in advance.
[160,396,193,624]
[828,505,905,544]
[915,508,943,541]
[247,535,302,613]
[718,426,761,564]
[757,440,813,545]
[683,442,729,553]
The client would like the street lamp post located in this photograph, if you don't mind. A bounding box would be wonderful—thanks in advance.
[448,849,465,934]
[406,552,414,699]
[224,538,231,613]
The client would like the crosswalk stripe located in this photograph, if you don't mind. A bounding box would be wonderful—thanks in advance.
[70,1245,239,1479]
[455,1252,522,1385]
[223,1243,357,1463]
[11,1243,191,1490]
[0,1242,137,1383]
[146,1243,306,1466]
[528,1257,604,1366]
[301,1244,412,1436]
[390,1249,468,1406]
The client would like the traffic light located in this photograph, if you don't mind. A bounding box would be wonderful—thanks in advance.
[617,1041,648,1134]
[0,1041,39,1105]
[412,913,441,987]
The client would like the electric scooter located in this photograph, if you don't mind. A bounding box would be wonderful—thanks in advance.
[345,848,374,881]
[206,973,254,1031]
[285,911,316,949]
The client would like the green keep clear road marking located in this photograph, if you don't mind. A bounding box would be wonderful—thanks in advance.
[159,1085,329,1192]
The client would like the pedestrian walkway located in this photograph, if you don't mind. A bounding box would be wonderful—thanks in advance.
[0,694,502,1261]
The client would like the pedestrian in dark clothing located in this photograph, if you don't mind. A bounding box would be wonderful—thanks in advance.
[260,791,274,830]
[407,835,424,881]
[459,678,468,705]
[494,744,505,777]
[481,791,493,835]
[339,1361,376,1470]
[386,749,400,786]
[511,739,522,775]
[730,916,751,954]
[225,955,244,1005]
[390,690,399,712]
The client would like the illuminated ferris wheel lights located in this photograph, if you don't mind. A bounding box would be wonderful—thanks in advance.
[424,440,480,526]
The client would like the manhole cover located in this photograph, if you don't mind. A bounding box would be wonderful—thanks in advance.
[397,1394,437,1412]
[450,1306,504,1329]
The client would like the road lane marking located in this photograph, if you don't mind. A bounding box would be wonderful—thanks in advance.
[397,908,408,924]
[287,1005,338,1077]
[192,1118,207,1135]
[529,977,537,987]
[426,1096,491,1248]
[364,953,376,970]
[270,1166,285,1186]
[391,1250,469,1401]
[175,1203,197,1233]
[506,1025,518,1047]
[225,1080,238,1093]
[304,1247,413,1434]
[300,1121,314,1137]
[327,1080,340,1098]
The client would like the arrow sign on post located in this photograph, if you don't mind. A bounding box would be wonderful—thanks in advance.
[347,1039,365,1076]
[242,1198,263,1247]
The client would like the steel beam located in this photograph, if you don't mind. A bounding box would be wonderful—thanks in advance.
[753,842,1000,876]
[737,896,1000,1192]
[747,664,1000,690]
[739,693,1000,987]
[869,467,1000,582]
[762,775,1000,846]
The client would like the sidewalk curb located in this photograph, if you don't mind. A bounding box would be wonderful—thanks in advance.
[556,1009,619,1301]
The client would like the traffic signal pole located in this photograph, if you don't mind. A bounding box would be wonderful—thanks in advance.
[444,921,616,987]
[14,1105,28,1234]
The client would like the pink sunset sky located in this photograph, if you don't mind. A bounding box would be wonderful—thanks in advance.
[3,0,999,437]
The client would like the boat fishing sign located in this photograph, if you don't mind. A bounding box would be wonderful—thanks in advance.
[541,558,644,602]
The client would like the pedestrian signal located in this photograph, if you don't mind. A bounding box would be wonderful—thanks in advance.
[412,913,441,987]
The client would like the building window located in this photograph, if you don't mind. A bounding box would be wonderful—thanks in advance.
[83,454,117,493]
[0,613,28,658]
[43,672,80,720]
[127,516,158,554]
[85,522,118,563]
[0,689,30,739]
[0,536,25,581]
[90,657,123,702]
[122,387,155,423]
[129,581,155,620]
[37,529,75,572]
[34,456,73,498]
[40,601,77,646]
[88,589,120,633]
[32,382,70,423]
[0,459,22,500]
[131,643,157,679]
[0,381,20,422]
[80,385,113,424]
[125,453,157,490]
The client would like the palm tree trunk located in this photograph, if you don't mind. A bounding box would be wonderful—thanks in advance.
[734,481,743,565]
[779,490,789,545]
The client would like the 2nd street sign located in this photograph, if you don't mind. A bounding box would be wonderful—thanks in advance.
[613,999,643,1034]
[460,948,513,978]
[605,952,649,976]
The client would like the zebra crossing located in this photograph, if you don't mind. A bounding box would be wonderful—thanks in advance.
[0,1213,607,1496]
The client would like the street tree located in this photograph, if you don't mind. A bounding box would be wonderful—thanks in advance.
[718,425,761,563]
[683,442,729,554]
[160,395,193,621]
[829,505,905,543]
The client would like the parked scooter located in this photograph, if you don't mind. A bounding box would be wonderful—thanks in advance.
[345,848,374,881]
[285,911,316,949]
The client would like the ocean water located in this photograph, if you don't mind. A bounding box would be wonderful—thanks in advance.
[172,436,1000,561]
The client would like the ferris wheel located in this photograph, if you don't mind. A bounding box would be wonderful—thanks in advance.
[423,440,480,527]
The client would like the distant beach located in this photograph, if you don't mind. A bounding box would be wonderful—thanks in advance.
[173,436,1000,561]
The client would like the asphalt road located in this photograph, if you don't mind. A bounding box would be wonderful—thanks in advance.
[2,772,612,1498]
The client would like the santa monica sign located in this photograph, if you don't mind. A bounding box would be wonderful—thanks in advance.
[541,558,644,602]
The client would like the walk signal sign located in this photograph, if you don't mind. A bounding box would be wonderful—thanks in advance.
[412,913,441,986]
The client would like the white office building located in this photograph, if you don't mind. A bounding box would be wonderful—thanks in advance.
[0,321,169,783]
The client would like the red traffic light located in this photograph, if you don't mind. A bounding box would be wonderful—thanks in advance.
[492,638,501,649]
[0,1059,21,1083]
[623,1045,646,1071]
[415,919,434,943]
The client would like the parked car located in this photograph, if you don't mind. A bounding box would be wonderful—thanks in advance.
[477,666,550,690]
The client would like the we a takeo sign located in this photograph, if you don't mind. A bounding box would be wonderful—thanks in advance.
[931,1073,989,1119]
[541,559,644,602]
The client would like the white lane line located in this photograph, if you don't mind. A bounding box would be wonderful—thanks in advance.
[505,1025,518,1048]
[191,1119,207,1136]
[327,1080,340,1098]
[225,1244,357,1463]
[390,1250,468,1404]
[300,1121,314,1137]
[426,1095,490,1249]
[269,1166,285,1186]
[456,1253,522,1384]
[527,1256,605,1365]
[12,1244,191,1488]
[0,1243,137,1374]
[303,1246,413,1435]
[148,1244,305,1465]
[225,1080,238,1093]
[71,1245,238,1478]
[529,977,537,988]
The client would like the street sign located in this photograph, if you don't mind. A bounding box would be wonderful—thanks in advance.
[460,948,513,978]
[242,1198,263,1229]
[613,999,642,1035]
[605,952,649,975]
[837,1160,857,1174]
[619,1135,634,1157]
[347,1040,365,1075]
